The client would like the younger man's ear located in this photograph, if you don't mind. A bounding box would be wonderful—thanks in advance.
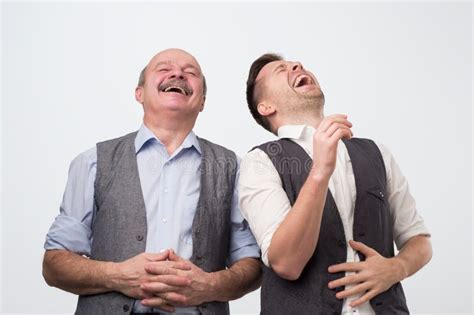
[257,102,276,117]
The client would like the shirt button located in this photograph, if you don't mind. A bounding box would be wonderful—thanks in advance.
[164,188,168,193]
[161,217,168,223]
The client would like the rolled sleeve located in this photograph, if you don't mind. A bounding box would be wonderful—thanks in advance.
[44,147,97,256]
[44,214,93,255]
[239,149,292,267]
[227,158,260,266]
[377,142,431,250]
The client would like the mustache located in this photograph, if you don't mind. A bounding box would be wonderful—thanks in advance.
[158,79,193,96]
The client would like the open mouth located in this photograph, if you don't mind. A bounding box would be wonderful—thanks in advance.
[159,80,192,96]
[293,74,314,89]
[163,86,187,95]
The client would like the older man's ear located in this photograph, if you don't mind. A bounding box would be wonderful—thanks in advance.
[200,96,206,112]
[135,86,144,104]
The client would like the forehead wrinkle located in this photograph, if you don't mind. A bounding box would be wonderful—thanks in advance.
[151,60,201,73]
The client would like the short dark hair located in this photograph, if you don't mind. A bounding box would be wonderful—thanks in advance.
[137,66,207,96]
[246,53,283,132]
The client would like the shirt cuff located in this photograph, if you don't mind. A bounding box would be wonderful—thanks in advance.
[395,223,431,250]
[227,243,260,266]
[44,214,92,256]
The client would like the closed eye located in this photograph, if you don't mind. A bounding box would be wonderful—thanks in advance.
[275,64,286,73]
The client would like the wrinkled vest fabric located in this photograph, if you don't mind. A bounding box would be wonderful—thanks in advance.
[76,132,237,315]
[255,138,409,315]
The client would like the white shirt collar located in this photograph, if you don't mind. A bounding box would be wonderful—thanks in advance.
[277,125,316,141]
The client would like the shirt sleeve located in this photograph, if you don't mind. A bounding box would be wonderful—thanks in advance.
[226,157,261,266]
[377,142,431,250]
[44,147,97,256]
[238,149,292,267]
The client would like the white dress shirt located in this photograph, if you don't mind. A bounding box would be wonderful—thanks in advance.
[239,125,430,315]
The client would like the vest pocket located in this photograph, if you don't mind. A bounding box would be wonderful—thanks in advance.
[366,186,386,203]
[365,186,390,253]
[366,187,387,221]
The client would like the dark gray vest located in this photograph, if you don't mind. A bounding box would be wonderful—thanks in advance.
[75,131,238,315]
[256,138,409,315]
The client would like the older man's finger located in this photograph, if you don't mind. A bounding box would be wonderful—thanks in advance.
[156,291,188,305]
[149,274,191,287]
[145,261,191,275]
[141,297,175,312]
[140,281,181,293]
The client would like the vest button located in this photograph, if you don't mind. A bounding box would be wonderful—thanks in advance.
[136,235,144,241]
[379,191,384,198]
[122,304,130,312]
[357,232,366,237]
[338,240,346,247]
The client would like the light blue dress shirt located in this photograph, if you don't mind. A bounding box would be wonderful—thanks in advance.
[45,124,260,314]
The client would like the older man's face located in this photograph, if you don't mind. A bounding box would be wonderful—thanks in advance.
[137,49,205,117]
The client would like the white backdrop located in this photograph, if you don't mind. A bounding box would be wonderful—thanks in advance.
[1,2,472,314]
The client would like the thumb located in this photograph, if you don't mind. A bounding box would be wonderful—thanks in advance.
[349,240,378,257]
[168,249,185,262]
[146,249,170,261]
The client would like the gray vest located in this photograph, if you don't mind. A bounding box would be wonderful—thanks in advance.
[76,131,237,315]
[256,138,409,315]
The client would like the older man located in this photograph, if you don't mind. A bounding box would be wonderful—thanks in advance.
[43,48,261,315]
[239,53,432,314]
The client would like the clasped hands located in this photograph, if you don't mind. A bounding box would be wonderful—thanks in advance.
[116,240,406,311]
[116,249,213,313]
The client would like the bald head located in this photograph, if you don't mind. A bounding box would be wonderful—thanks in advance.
[150,48,202,71]
[138,48,207,96]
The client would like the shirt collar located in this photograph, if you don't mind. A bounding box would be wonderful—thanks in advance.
[134,123,202,155]
[277,125,316,141]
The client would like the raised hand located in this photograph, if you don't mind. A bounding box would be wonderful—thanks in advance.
[311,114,352,180]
